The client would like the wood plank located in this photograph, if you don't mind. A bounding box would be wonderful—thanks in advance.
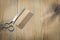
[16,0,42,40]
[0,0,18,40]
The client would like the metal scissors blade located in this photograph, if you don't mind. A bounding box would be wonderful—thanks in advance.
[11,7,25,24]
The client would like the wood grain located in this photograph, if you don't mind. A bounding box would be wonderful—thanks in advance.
[0,0,60,40]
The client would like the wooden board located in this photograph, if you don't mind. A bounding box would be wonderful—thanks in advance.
[0,0,60,40]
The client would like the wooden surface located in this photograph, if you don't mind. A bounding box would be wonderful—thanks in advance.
[0,0,60,40]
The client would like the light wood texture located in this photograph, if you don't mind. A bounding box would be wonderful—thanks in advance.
[0,0,60,40]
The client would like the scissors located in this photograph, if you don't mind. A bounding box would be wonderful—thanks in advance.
[0,7,25,32]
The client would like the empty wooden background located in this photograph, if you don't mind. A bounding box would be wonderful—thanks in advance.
[0,0,60,40]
